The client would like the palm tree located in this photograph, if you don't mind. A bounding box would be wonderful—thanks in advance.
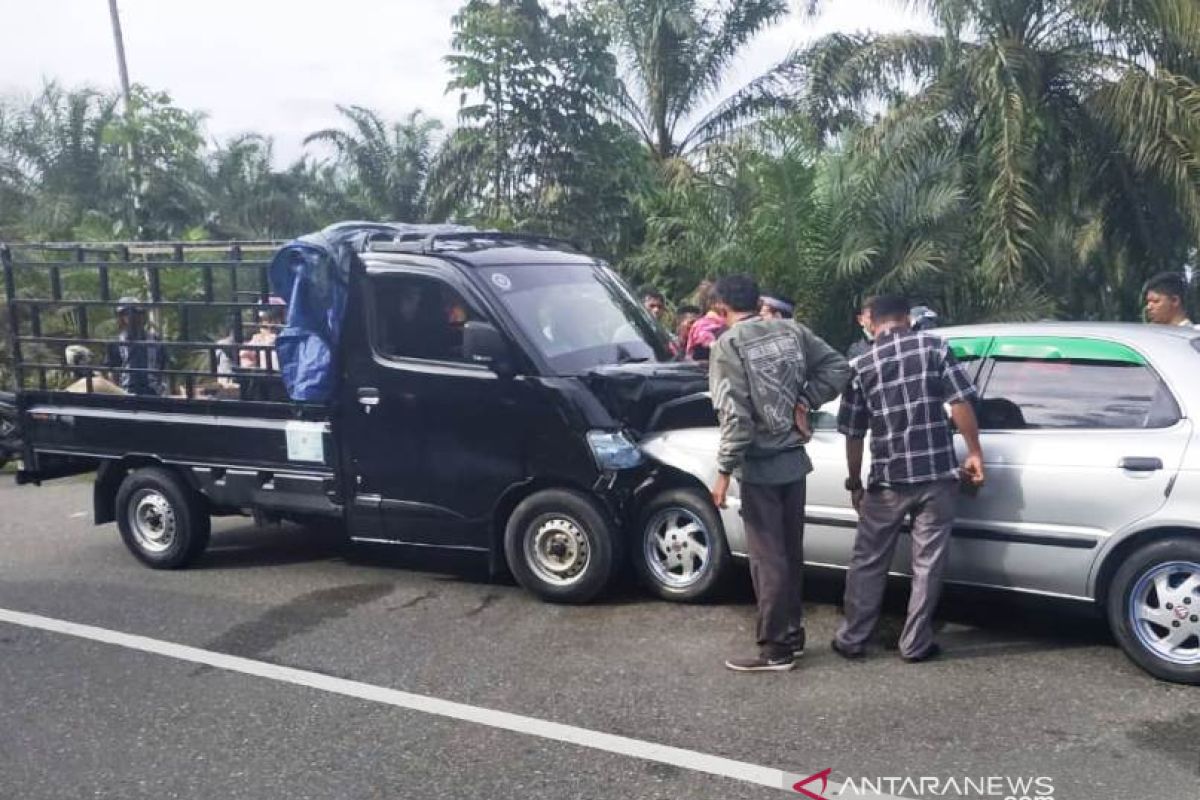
[628,120,845,330]
[206,134,334,239]
[800,0,1200,319]
[602,0,802,161]
[303,106,442,222]
[0,82,122,239]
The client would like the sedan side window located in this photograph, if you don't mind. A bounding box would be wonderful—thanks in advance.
[371,275,481,364]
[979,358,1180,430]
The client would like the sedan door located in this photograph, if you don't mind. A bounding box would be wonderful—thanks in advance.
[944,336,1192,598]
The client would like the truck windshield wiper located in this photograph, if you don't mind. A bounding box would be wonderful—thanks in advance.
[616,349,650,364]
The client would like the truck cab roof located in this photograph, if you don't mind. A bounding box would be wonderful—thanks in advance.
[361,231,603,269]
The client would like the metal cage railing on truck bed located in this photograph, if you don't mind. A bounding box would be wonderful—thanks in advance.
[1,240,293,402]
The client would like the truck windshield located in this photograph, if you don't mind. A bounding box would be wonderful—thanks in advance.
[479,263,670,374]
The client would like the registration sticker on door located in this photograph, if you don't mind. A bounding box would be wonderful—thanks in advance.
[285,421,326,463]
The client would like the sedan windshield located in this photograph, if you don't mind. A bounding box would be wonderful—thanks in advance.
[479,263,671,373]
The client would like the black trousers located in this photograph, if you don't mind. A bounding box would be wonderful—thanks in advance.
[740,479,807,658]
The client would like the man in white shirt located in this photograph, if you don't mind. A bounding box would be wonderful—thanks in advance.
[1144,272,1195,328]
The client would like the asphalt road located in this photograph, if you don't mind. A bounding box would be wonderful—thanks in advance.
[1,477,1196,800]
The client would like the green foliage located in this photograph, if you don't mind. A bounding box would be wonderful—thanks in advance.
[5,0,1200,380]
[304,106,441,222]
[106,85,209,239]
[432,0,649,257]
[799,0,1200,321]
[598,0,797,160]
[0,81,121,240]
[626,120,852,340]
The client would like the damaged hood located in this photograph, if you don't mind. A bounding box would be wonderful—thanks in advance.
[582,361,716,434]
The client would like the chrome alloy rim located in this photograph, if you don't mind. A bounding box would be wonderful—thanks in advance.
[129,489,177,554]
[1128,560,1200,665]
[526,517,590,586]
[644,507,710,589]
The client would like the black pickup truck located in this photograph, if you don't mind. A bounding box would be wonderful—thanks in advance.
[3,230,723,603]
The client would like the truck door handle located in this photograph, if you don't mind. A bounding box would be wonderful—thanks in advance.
[357,387,380,412]
[1119,457,1162,472]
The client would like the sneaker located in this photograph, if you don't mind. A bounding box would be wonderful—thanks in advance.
[901,643,942,663]
[789,629,807,658]
[724,653,796,672]
[830,638,866,660]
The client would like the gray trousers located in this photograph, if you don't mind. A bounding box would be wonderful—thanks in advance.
[835,481,956,658]
[740,479,806,659]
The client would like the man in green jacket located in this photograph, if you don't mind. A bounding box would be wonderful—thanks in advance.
[709,274,850,672]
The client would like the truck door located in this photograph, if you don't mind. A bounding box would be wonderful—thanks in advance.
[340,267,529,551]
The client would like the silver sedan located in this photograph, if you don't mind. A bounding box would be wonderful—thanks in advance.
[636,322,1200,684]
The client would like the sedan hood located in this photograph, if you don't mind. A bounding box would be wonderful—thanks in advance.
[582,361,715,434]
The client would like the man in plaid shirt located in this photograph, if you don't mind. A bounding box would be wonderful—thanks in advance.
[833,295,985,663]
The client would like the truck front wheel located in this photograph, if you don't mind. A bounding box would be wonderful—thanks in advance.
[504,489,618,604]
[115,467,211,569]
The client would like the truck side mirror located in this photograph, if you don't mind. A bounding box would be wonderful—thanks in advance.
[463,321,515,376]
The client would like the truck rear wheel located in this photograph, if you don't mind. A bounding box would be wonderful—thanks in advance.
[115,466,211,569]
[504,489,618,604]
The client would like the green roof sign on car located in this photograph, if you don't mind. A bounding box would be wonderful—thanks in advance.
[947,337,993,361]
[988,336,1147,365]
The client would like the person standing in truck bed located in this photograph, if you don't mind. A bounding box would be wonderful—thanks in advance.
[106,297,167,396]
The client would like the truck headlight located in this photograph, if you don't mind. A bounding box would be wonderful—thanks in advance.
[586,430,644,470]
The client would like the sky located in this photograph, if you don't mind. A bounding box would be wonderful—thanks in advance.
[0,0,932,163]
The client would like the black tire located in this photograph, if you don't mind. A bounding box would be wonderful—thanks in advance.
[634,488,731,602]
[504,488,618,604]
[1107,536,1200,685]
[115,466,211,569]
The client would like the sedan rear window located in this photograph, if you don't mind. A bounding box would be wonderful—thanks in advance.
[980,358,1180,430]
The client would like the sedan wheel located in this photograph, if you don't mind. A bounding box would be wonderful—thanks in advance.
[635,488,729,602]
[644,507,711,590]
[1127,560,1200,666]
[1108,536,1200,684]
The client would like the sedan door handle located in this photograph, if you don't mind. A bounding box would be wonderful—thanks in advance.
[1119,456,1163,472]
[357,387,381,413]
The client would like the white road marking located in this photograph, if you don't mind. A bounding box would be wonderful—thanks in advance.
[0,607,905,798]
[69,512,88,519]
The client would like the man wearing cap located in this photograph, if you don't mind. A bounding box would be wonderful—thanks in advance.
[106,297,167,396]
[759,294,795,320]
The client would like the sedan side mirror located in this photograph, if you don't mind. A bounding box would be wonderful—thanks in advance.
[463,321,515,376]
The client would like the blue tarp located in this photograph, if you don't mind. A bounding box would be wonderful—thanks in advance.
[267,221,472,402]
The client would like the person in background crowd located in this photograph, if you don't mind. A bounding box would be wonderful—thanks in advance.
[672,304,701,360]
[106,297,167,396]
[685,280,728,361]
[240,296,286,372]
[640,286,666,321]
[215,331,238,388]
[833,294,985,664]
[846,297,876,360]
[759,294,795,320]
[708,274,850,672]
[64,345,124,394]
[1144,272,1195,327]
[910,305,940,332]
